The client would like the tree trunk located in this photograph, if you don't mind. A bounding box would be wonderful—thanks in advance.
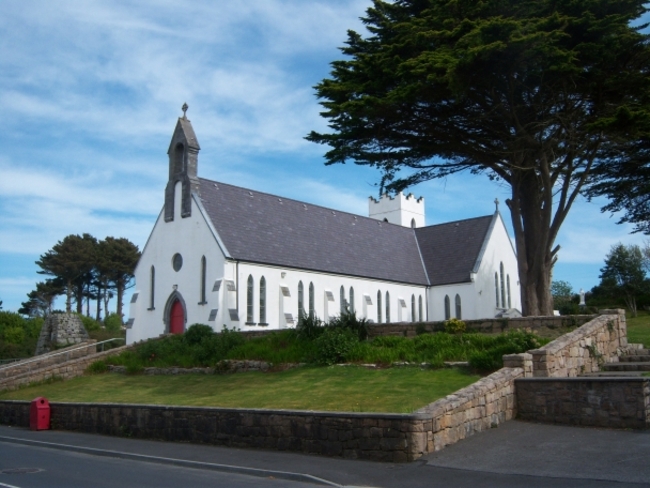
[65,278,72,313]
[116,281,124,319]
[507,168,555,316]
[95,282,102,321]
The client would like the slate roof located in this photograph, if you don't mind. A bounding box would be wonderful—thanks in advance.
[415,216,495,286]
[198,178,495,287]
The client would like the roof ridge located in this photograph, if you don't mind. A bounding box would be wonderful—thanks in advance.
[198,177,412,230]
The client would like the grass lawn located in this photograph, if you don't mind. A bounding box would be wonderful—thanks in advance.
[0,366,480,413]
[627,311,650,348]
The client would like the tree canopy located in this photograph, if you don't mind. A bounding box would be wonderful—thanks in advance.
[307,0,650,316]
[598,243,648,316]
[33,234,140,319]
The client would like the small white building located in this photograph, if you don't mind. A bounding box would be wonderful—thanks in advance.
[126,112,521,344]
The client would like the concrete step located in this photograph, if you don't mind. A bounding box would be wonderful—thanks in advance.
[602,362,650,372]
[622,348,650,355]
[580,370,648,377]
[619,354,650,363]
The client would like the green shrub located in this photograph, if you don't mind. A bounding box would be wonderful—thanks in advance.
[444,318,466,334]
[3,326,25,345]
[0,311,24,331]
[313,328,359,365]
[86,360,108,374]
[77,314,101,332]
[103,313,123,332]
[184,324,214,345]
[328,311,369,340]
[296,314,325,340]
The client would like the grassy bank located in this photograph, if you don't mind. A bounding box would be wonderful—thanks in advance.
[0,366,480,413]
[104,323,546,373]
[627,311,650,348]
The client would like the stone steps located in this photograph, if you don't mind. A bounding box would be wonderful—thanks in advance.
[619,354,650,362]
[580,370,647,377]
[602,362,650,372]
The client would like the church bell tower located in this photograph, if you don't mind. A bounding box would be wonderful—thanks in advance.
[164,103,201,222]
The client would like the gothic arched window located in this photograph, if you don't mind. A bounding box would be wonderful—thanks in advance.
[259,276,266,324]
[246,275,254,324]
[444,295,450,320]
[309,282,315,318]
[411,294,416,322]
[455,294,462,319]
[386,291,391,323]
[298,281,305,319]
[500,262,506,309]
[199,256,207,304]
[418,295,423,321]
[377,291,382,323]
[349,287,355,314]
[495,272,500,308]
[340,286,346,314]
[149,265,155,310]
[507,275,512,309]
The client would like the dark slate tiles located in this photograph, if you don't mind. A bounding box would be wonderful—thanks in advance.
[414,215,494,286]
[198,178,493,287]
[199,179,429,285]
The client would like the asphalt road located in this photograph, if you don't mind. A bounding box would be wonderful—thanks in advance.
[1,421,649,487]
[0,441,322,488]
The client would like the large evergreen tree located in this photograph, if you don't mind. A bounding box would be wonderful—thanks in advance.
[97,237,140,319]
[35,234,97,313]
[598,243,648,316]
[307,0,650,315]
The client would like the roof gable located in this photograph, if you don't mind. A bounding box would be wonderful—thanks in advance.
[415,215,495,286]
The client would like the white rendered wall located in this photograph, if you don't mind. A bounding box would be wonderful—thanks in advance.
[127,183,227,344]
[471,212,521,316]
[427,282,476,321]
[426,213,520,321]
[232,263,428,331]
[368,193,425,228]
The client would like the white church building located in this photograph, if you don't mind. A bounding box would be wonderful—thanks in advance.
[126,112,521,344]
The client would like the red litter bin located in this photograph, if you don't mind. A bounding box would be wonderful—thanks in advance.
[30,397,50,431]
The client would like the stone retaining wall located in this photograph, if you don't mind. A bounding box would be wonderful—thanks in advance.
[0,341,97,382]
[0,365,523,461]
[516,378,650,429]
[0,345,130,392]
[414,367,522,451]
[528,310,627,377]
[237,315,595,341]
[365,315,595,338]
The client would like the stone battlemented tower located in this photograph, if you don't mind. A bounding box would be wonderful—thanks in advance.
[368,192,425,228]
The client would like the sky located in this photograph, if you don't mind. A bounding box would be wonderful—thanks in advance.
[0,0,647,314]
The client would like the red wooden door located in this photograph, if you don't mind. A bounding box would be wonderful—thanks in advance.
[170,300,184,334]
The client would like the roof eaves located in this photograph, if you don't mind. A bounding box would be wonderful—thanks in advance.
[134,207,165,275]
[471,212,498,274]
[412,228,431,286]
[193,192,231,259]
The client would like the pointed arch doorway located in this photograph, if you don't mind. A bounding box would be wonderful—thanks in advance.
[169,300,184,334]
[164,291,187,335]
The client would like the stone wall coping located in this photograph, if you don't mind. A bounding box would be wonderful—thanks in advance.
[515,377,649,384]
[528,314,618,355]
[0,399,432,421]
[415,367,522,416]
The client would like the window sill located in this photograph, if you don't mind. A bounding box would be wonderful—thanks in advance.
[147,307,155,311]
[198,301,208,305]
[245,322,257,326]
[258,323,269,327]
